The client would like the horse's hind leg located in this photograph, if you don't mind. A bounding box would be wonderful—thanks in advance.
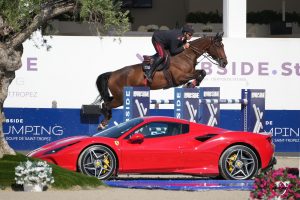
[98,97,123,130]
[96,72,114,129]
[98,102,113,129]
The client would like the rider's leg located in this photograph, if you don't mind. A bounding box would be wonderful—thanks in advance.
[145,56,163,82]
[145,38,165,82]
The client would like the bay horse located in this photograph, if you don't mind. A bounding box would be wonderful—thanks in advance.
[95,32,227,129]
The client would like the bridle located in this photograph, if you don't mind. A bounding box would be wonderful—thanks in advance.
[188,37,226,66]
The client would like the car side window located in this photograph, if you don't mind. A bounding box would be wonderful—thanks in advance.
[126,122,189,139]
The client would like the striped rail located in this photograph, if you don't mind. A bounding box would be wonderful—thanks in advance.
[150,99,248,105]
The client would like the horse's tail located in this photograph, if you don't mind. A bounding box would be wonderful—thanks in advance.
[96,72,112,103]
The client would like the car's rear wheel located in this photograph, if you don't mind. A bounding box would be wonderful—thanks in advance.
[78,145,116,180]
[219,145,259,180]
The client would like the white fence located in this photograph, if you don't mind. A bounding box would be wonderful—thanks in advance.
[6,35,300,110]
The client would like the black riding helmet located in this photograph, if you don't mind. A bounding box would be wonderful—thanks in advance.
[182,25,194,35]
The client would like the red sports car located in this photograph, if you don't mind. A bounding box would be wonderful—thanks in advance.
[27,116,276,180]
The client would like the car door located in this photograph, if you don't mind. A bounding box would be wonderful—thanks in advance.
[120,121,185,173]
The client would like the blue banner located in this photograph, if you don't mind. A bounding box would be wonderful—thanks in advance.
[3,108,123,150]
[199,87,220,126]
[221,110,300,152]
[123,87,150,121]
[241,89,265,133]
[174,88,200,122]
[3,108,300,152]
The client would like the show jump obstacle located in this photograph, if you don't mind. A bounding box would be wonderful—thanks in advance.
[123,87,265,133]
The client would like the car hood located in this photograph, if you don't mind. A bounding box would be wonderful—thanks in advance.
[26,136,88,156]
[27,135,117,157]
[41,136,90,148]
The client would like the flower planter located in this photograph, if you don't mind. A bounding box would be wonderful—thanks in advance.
[15,160,54,192]
[250,168,300,199]
[23,184,43,192]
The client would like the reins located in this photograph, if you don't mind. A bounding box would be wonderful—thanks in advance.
[201,53,221,66]
[182,43,204,61]
[188,37,223,66]
[189,45,203,56]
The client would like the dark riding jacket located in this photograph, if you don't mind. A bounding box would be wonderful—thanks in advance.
[152,29,187,56]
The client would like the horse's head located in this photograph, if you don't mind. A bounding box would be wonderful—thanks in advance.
[206,32,228,68]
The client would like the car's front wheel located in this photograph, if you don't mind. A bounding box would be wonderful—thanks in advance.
[78,145,116,180]
[219,145,259,180]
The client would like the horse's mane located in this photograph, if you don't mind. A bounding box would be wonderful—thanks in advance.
[189,35,210,47]
[189,32,223,46]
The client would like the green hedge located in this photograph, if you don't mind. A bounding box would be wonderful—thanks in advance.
[186,11,222,23]
[0,153,102,190]
[248,10,300,24]
[186,10,300,24]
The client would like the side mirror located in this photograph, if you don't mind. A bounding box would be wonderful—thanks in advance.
[128,133,144,144]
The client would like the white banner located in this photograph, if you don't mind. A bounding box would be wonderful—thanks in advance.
[6,35,300,110]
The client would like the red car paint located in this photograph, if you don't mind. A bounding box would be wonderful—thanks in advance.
[28,116,275,179]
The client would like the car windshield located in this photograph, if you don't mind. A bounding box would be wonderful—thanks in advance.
[93,118,144,138]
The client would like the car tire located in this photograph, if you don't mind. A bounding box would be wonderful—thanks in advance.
[78,145,117,180]
[219,145,259,180]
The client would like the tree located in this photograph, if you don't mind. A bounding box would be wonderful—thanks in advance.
[0,0,129,158]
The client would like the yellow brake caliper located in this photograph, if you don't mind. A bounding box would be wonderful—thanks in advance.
[228,154,237,173]
[102,156,110,174]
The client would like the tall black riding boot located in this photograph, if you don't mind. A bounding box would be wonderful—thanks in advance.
[145,57,163,83]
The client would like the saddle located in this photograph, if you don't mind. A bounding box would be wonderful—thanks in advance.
[142,53,170,72]
[142,54,176,89]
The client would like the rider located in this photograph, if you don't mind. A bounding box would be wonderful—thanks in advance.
[145,25,194,83]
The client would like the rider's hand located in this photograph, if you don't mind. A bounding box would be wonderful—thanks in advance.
[184,43,190,49]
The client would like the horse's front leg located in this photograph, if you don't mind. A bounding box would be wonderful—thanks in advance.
[183,69,207,88]
[194,69,206,86]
